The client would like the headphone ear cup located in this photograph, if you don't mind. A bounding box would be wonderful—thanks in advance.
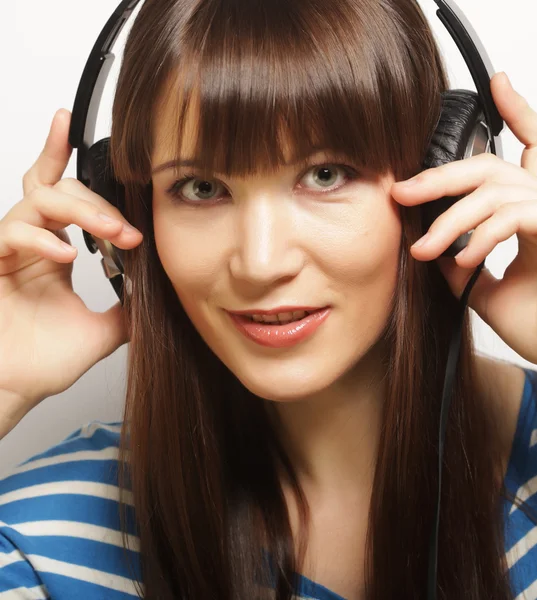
[422,90,485,257]
[86,137,126,216]
[83,137,128,300]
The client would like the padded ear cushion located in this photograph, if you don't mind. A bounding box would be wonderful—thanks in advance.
[82,138,149,303]
[421,90,485,256]
[86,137,126,216]
[82,137,133,303]
[81,137,128,262]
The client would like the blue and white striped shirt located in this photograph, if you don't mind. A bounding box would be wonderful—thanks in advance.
[1,368,536,599]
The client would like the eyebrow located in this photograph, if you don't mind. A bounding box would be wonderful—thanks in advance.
[150,146,347,176]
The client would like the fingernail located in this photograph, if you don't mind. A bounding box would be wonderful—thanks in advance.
[122,223,140,234]
[60,241,76,253]
[500,72,512,87]
[412,233,431,249]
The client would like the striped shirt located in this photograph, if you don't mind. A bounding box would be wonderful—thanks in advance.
[1,368,536,600]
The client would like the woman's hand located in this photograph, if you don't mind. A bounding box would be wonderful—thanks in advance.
[0,109,143,439]
[391,72,537,364]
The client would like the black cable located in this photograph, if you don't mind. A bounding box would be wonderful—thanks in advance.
[427,258,486,600]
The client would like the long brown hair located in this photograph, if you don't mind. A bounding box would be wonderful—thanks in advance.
[108,0,528,597]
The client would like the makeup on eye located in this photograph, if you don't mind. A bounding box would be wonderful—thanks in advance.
[164,162,363,205]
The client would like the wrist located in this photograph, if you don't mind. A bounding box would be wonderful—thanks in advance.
[0,388,31,441]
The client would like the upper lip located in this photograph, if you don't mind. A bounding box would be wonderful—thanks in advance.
[227,305,329,315]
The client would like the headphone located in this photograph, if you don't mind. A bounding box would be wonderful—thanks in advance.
[67,1,505,598]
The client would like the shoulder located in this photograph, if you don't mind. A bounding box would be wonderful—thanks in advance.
[0,420,126,503]
[474,361,537,600]
[473,355,530,476]
[0,421,141,599]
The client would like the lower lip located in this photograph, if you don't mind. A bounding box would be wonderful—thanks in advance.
[227,307,332,348]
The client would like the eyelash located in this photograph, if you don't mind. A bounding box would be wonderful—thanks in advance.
[165,163,362,206]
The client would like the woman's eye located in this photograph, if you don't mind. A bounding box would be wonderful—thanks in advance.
[299,164,357,191]
[167,176,227,204]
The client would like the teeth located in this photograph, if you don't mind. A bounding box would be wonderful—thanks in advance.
[250,310,311,324]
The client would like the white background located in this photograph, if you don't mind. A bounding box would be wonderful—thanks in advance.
[0,0,536,477]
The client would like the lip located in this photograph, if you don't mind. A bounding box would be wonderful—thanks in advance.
[227,306,332,348]
[229,305,328,316]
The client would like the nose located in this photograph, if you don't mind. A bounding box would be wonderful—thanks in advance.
[229,196,304,286]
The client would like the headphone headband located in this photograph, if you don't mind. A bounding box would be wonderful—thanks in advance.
[433,0,503,141]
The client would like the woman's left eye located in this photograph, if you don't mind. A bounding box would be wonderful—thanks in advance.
[165,163,360,205]
[299,164,359,191]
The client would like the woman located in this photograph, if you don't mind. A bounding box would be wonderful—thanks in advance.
[0,0,536,598]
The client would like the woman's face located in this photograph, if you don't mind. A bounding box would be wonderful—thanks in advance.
[151,104,402,403]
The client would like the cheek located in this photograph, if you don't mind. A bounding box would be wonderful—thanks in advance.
[153,209,221,299]
[155,230,215,336]
[315,193,402,288]
[363,198,402,276]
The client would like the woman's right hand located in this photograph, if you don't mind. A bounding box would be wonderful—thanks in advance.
[0,109,143,439]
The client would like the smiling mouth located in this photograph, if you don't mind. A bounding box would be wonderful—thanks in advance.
[227,307,332,348]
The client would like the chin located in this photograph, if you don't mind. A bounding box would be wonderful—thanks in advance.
[243,382,325,404]
[223,352,359,403]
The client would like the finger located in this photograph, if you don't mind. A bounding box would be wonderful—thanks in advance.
[7,187,142,249]
[454,199,537,269]
[410,182,535,259]
[491,72,537,175]
[53,177,132,224]
[0,220,77,275]
[391,153,537,206]
[22,109,73,197]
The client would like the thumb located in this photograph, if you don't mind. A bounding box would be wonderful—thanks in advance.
[92,301,131,361]
[23,109,74,196]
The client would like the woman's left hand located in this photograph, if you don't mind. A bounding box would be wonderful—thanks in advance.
[391,72,537,364]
